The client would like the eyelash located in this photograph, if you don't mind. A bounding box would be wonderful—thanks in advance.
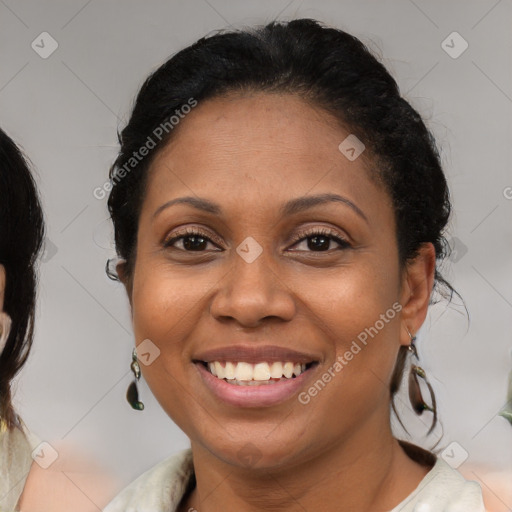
[163,226,351,253]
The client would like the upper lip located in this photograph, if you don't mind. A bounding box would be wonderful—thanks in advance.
[193,345,320,364]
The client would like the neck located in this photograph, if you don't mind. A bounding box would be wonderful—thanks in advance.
[182,414,431,512]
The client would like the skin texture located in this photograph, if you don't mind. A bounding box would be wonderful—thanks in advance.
[119,92,437,512]
[18,441,119,512]
[460,465,512,512]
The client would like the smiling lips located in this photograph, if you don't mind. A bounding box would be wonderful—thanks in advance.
[194,345,318,384]
[205,360,310,385]
[193,345,319,406]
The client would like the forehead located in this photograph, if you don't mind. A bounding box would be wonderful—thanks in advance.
[143,93,390,221]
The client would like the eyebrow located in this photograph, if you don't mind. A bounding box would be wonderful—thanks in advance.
[153,193,368,223]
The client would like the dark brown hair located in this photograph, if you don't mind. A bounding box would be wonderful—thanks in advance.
[0,127,45,429]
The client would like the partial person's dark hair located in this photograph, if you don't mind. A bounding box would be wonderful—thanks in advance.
[0,127,45,429]
[107,18,458,433]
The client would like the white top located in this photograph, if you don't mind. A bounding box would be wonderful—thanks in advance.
[0,417,40,512]
[104,447,486,512]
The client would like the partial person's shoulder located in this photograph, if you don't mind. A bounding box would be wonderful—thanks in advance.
[0,417,35,511]
[391,456,486,512]
[19,436,119,512]
[460,464,512,511]
[103,448,194,512]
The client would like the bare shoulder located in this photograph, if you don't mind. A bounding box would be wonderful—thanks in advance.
[459,465,512,512]
[18,441,120,512]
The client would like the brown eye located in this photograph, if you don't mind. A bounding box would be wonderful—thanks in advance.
[289,228,351,252]
[163,228,221,252]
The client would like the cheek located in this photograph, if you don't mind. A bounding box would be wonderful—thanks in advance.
[129,255,223,421]
[299,260,401,397]
[131,254,219,340]
[303,257,400,339]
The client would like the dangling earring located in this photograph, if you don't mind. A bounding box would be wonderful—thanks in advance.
[406,326,437,434]
[126,348,144,411]
[0,312,12,354]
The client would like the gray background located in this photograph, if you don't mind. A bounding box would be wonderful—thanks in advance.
[1,0,511,500]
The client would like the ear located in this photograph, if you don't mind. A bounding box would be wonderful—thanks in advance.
[398,242,436,346]
[116,260,133,308]
[0,264,5,311]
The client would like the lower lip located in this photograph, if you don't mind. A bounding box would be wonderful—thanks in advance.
[194,362,316,408]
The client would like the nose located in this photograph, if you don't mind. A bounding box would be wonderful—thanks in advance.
[209,245,296,328]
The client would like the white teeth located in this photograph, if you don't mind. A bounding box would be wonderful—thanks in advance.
[270,362,284,378]
[235,362,253,381]
[283,362,294,378]
[205,361,310,382]
[224,361,236,380]
[253,362,271,380]
[226,379,277,386]
[214,361,225,379]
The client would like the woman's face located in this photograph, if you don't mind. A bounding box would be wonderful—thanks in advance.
[126,93,425,469]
